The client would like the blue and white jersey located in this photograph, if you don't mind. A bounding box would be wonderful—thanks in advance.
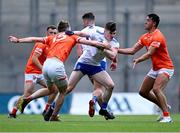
[77,25,119,66]
[80,25,106,62]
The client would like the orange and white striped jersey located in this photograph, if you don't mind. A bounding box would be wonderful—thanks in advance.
[44,33,80,62]
[25,42,48,74]
[138,29,174,70]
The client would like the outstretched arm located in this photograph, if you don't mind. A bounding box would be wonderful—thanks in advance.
[74,31,90,37]
[133,45,157,68]
[103,47,118,61]
[8,36,45,43]
[78,38,111,50]
[118,42,143,55]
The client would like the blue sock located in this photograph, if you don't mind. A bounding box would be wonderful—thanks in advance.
[92,96,97,103]
[101,103,107,110]
[51,102,56,109]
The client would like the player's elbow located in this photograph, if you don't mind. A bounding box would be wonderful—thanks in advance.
[109,56,115,61]
[109,53,117,60]
[129,50,135,55]
[147,51,153,57]
[129,47,139,55]
[129,52,135,55]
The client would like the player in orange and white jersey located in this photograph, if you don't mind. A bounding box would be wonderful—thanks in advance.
[8,20,112,121]
[118,13,174,123]
[8,25,58,118]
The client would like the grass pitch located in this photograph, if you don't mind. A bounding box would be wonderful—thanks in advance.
[0,114,180,132]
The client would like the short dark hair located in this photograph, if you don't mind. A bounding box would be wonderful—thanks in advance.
[82,12,95,20]
[147,13,160,28]
[46,25,57,31]
[105,22,116,33]
[57,20,70,32]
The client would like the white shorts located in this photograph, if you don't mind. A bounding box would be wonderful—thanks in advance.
[42,57,67,88]
[147,68,174,79]
[25,73,45,84]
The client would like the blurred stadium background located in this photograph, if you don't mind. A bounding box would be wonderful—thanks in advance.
[0,0,180,114]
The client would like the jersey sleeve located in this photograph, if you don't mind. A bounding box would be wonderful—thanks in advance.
[150,36,162,48]
[34,43,46,55]
[150,41,161,48]
[71,34,81,42]
[137,35,145,46]
[43,36,53,46]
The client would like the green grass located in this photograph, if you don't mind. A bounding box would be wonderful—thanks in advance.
[0,114,180,132]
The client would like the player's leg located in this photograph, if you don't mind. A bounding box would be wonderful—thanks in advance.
[94,60,107,106]
[37,78,47,88]
[9,75,35,118]
[88,60,107,117]
[138,76,162,108]
[23,81,36,97]
[27,60,58,101]
[25,76,55,100]
[49,78,68,121]
[38,76,50,114]
[17,76,56,114]
[139,76,164,122]
[88,80,104,117]
[92,71,115,120]
[92,81,104,105]
[139,69,164,109]
[92,71,114,103]
[38,83,58,121]
[152,73,172,122]
[38,78,59,115]
[152,74,169,112]
[66,70,84,94]
[41,58,68,121]
[43,87,58,115]
[17,86,55,114]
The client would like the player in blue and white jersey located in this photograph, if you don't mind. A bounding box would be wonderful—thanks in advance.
[67,12,119,120]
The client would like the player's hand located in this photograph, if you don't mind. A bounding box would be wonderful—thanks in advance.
[110,62,117,71]
[132,58,139,69]
[98,42,109,51]
[8,36,19,43]
[103,42,111,50]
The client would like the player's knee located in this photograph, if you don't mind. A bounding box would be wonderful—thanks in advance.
[152,88,161,94]
[139,90,147,97]
[67,84,73,91]
[24,90,33,97]
[52,85,58,94]
[66,83,75,93]
[54,88,58,94]
[93,89,103,97]
[107,82,114,90]
[55,79,68,92]
[60,84,68,93]
[49,88,55,94]
[97,89,103,94]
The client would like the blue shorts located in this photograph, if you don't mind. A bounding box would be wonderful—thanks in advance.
[100,60,107,70]
[74,62,106,76]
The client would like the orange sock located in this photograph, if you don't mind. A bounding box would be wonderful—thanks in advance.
[44,103,50,111]
[163,111,169,117]
[11,108,17,114]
